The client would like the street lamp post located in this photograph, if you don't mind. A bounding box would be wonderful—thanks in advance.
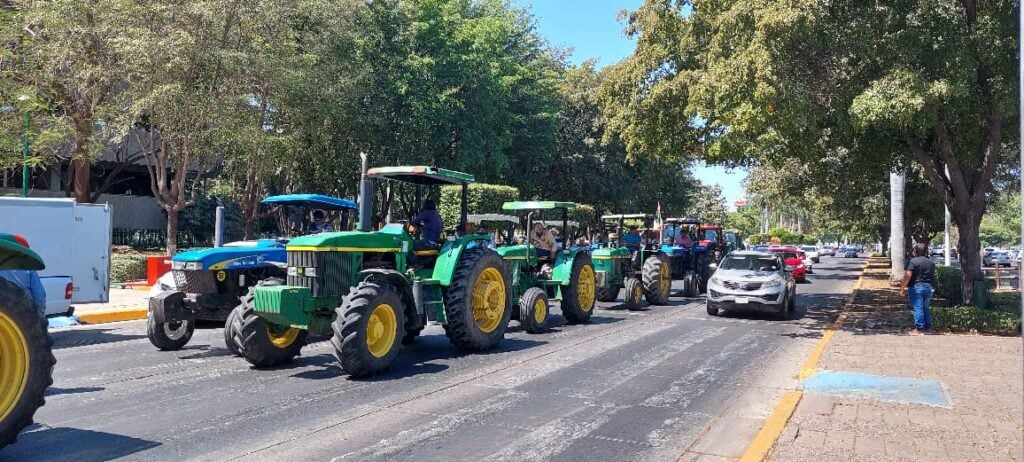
[17,95,30,197]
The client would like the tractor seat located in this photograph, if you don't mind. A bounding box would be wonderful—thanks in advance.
[414,249,440,257]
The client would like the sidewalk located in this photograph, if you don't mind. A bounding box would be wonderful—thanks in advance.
[769,261,1024,462]
[72,287,150,323]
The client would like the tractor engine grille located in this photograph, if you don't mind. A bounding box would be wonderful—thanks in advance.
[173,270,218,294]
[287,251,354,297]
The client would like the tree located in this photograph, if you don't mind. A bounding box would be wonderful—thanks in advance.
[686,182,728,226]
[604,0,1017,303]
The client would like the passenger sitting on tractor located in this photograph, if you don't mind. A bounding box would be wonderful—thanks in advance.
[0,235,46,313]
[675,232,694,249]
[307,209,335,234]
[623,225,642,251]
[411,199,443,249]
[530,222,557,258]
[551,228,563,252]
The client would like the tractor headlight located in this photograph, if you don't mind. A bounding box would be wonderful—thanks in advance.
[171,261,186,270]
[287,266,298,276]
[185,262,203,271]
[304,267,316,277]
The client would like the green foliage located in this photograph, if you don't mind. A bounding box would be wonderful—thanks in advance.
[980,192,1021,247]
[932,305,1021,336]
[686,183,728,226]
[726,208,760,238]
[110,254,147,282]
[935,265,963,305]
[569,204,598,230]
[439,183,520,226]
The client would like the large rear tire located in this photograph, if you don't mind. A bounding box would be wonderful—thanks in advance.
[562,254,596,324]
[443,248,512,351]
[146,314,193,351]
[332,281,406,377]
[0,280,55,449]
[234,288,307,368]
[518,287,549,334]
[642,255,671,305]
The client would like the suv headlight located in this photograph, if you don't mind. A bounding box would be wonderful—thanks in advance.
[710,275,723,285]
[763,278,783,288]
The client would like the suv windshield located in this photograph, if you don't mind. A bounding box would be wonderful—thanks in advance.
[720,255,779,271]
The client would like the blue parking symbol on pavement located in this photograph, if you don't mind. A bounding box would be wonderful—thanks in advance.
[801,370,950,408]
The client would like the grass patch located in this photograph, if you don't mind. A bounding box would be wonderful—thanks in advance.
[933,305,1022,336]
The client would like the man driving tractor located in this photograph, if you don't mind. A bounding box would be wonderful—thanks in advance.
[530,222,557,258]
[411,199,443,249]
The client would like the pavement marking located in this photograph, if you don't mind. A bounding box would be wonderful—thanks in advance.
[737,259,870,462]
[76,306,148,324]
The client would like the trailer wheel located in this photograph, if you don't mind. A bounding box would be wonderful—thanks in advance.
[443,248,511,351]
[0,280,55,449]
[624,277,645,310]
[332,281,406,377]
[642,255,671,305]
[519,287,549,334]
[562,254,596,324]
[147,315,194,351]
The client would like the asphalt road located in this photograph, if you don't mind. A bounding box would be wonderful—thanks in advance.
[4,257,862,462]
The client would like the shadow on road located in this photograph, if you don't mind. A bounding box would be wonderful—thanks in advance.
[49,329,146,350]
[3,427,160,462]
[44,386,105,397]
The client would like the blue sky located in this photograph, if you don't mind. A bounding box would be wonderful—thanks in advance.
[516,0,748,209]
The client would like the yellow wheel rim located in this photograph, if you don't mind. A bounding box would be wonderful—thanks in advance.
[267,325,301,349]
[577,265,595,312]
[533,297,546,324]
[633,283,643,303]
[0,311,29,422]
[660,262,671,295]
[366,303,397,358]
[472,267,506,333]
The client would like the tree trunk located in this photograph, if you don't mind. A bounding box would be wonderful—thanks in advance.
[72,117,93,203]
[241,158,260,240]
[166,208,179,256]
[890,171,906,283]
[953,212,982,305]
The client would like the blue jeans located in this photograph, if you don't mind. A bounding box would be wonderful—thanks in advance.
[908,283,933,330]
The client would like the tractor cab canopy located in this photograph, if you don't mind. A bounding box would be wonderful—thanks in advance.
[501,201,582,245]
[0,233,45,271]
[502,201,575,211]
[600,213,651,221]
[261,194,358,210]
[468,214,520,246]
[664,217,701,225]
[367,166,475,185]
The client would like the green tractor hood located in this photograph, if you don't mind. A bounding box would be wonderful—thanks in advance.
[286,226,412,252]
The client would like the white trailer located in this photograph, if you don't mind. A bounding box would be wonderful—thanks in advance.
[0,197,112,315]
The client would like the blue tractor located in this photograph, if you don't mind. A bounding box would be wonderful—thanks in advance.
[147,194,357,351]
[660,217,715,297]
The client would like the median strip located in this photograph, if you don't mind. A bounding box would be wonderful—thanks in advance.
[77,307,149,324]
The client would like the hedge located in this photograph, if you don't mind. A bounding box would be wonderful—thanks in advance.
[439,183,520,226]
[935,265,963,305]
[932,305,1021,336]
[110,254,148,282]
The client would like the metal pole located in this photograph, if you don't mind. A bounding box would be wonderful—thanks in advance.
[21,109,30,197]
[214,206,225,247]
[944,165,951,266]
[1018,0,1023,323]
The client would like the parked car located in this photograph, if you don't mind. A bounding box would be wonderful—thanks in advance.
[768,247,807,282]
[983,251,1013,267]
[706,250,797,320]
[799,246,820,263]
[818,246,834,257]
[930,245,943,257]
[841,247,859,258]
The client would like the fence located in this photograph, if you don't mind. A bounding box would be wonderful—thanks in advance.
[982,265,1021,291]
[112,229,212,250]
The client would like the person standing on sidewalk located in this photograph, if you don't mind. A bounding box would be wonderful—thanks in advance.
[900,243,936,335]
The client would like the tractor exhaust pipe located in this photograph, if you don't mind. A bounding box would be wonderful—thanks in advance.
[358,152,373,232]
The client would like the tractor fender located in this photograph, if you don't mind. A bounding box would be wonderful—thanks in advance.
[430,237,490,286]
[355,269,415,312]
[551,249,587,284]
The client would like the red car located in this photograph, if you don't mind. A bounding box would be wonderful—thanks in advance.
[769,246,807,282]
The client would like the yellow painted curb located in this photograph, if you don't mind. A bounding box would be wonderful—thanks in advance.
[738,390,803,462]
[737,259,869,461]
[77,307,148,324]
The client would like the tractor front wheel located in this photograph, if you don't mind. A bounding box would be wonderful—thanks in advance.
[562,255,596,324]
[332,281,406,377]
[519,287,549,334]
[223,303,243,356]
[233,289,307,368]
[596,284,621,303]
[624,277,645,310]
[146,315,194,351]
[0,280,55,449]
[443,248,511,351]
[642,255,671,305]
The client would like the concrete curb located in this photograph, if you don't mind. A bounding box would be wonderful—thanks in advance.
[77,307,148,324]
[738,259,869,462]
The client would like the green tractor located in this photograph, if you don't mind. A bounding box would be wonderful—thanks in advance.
[590,214,672,309]
[0,234,55,449]
[493,202,597,332]
[233,162,513,377]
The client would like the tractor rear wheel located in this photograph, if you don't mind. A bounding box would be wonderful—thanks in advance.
[443,248,511,351]
[146,314,194,351]
[0,280,55,449]
[682,272,700,297]
[234,288,307,368]
[332,281,406,377]
[223,303,243,356]
[624,277,645,310]
[596,284,621,303]
[519,287,549,334]
[642,255,671,305]
[561,254,596,324]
